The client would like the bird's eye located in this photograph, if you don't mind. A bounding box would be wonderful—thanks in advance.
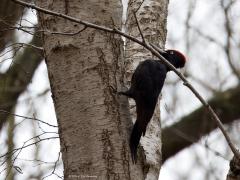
[170,51,174,55]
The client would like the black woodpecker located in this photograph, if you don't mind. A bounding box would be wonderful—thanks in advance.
[119,49,186,163]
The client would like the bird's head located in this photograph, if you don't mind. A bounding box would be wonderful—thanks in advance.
[163,49,186,69]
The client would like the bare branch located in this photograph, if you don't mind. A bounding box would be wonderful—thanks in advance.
[0,20,36,36]
[0,110,58,128]
[5,43,43,51]
[134,0,145,14]
[11,0,240,159]
[0,136,59,160]
[42,152,62,179]
[133,11,145,43]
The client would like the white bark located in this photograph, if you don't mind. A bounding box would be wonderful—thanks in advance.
[125,0,169,179]
[226,156,240,180]
[37,0,144,179]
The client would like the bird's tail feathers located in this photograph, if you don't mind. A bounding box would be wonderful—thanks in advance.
[130,121,143,163]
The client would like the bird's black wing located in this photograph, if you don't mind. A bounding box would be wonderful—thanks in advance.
[129,60,167,163]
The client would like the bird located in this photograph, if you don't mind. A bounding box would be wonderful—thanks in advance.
[119,49,186,163]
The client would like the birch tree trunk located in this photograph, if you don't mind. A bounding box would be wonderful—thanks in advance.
[125,0,169,179]
[37,0,144,179]
[226,156,240,180]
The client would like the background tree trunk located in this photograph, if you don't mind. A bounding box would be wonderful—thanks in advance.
[37,0,144,179]
[162,85,240,163]
[0,34,42,130]
[6,111,15,180]
[0,0,25,52]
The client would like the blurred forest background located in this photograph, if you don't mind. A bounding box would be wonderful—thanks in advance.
[0,0,239,179]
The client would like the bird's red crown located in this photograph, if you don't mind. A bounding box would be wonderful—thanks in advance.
[167,49,186,63]
[166,49,186,67]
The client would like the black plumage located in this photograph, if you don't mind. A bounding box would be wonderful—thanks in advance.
[119,50,186,163]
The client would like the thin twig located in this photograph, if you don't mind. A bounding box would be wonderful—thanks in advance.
[5,43,43,51]
[0,136,59,159]
[133,11,145,43]
[134,0,145,13]
[11,0,240,159]
[0,110,58,128]
[42,152,62,179]
[0,20,36,35]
